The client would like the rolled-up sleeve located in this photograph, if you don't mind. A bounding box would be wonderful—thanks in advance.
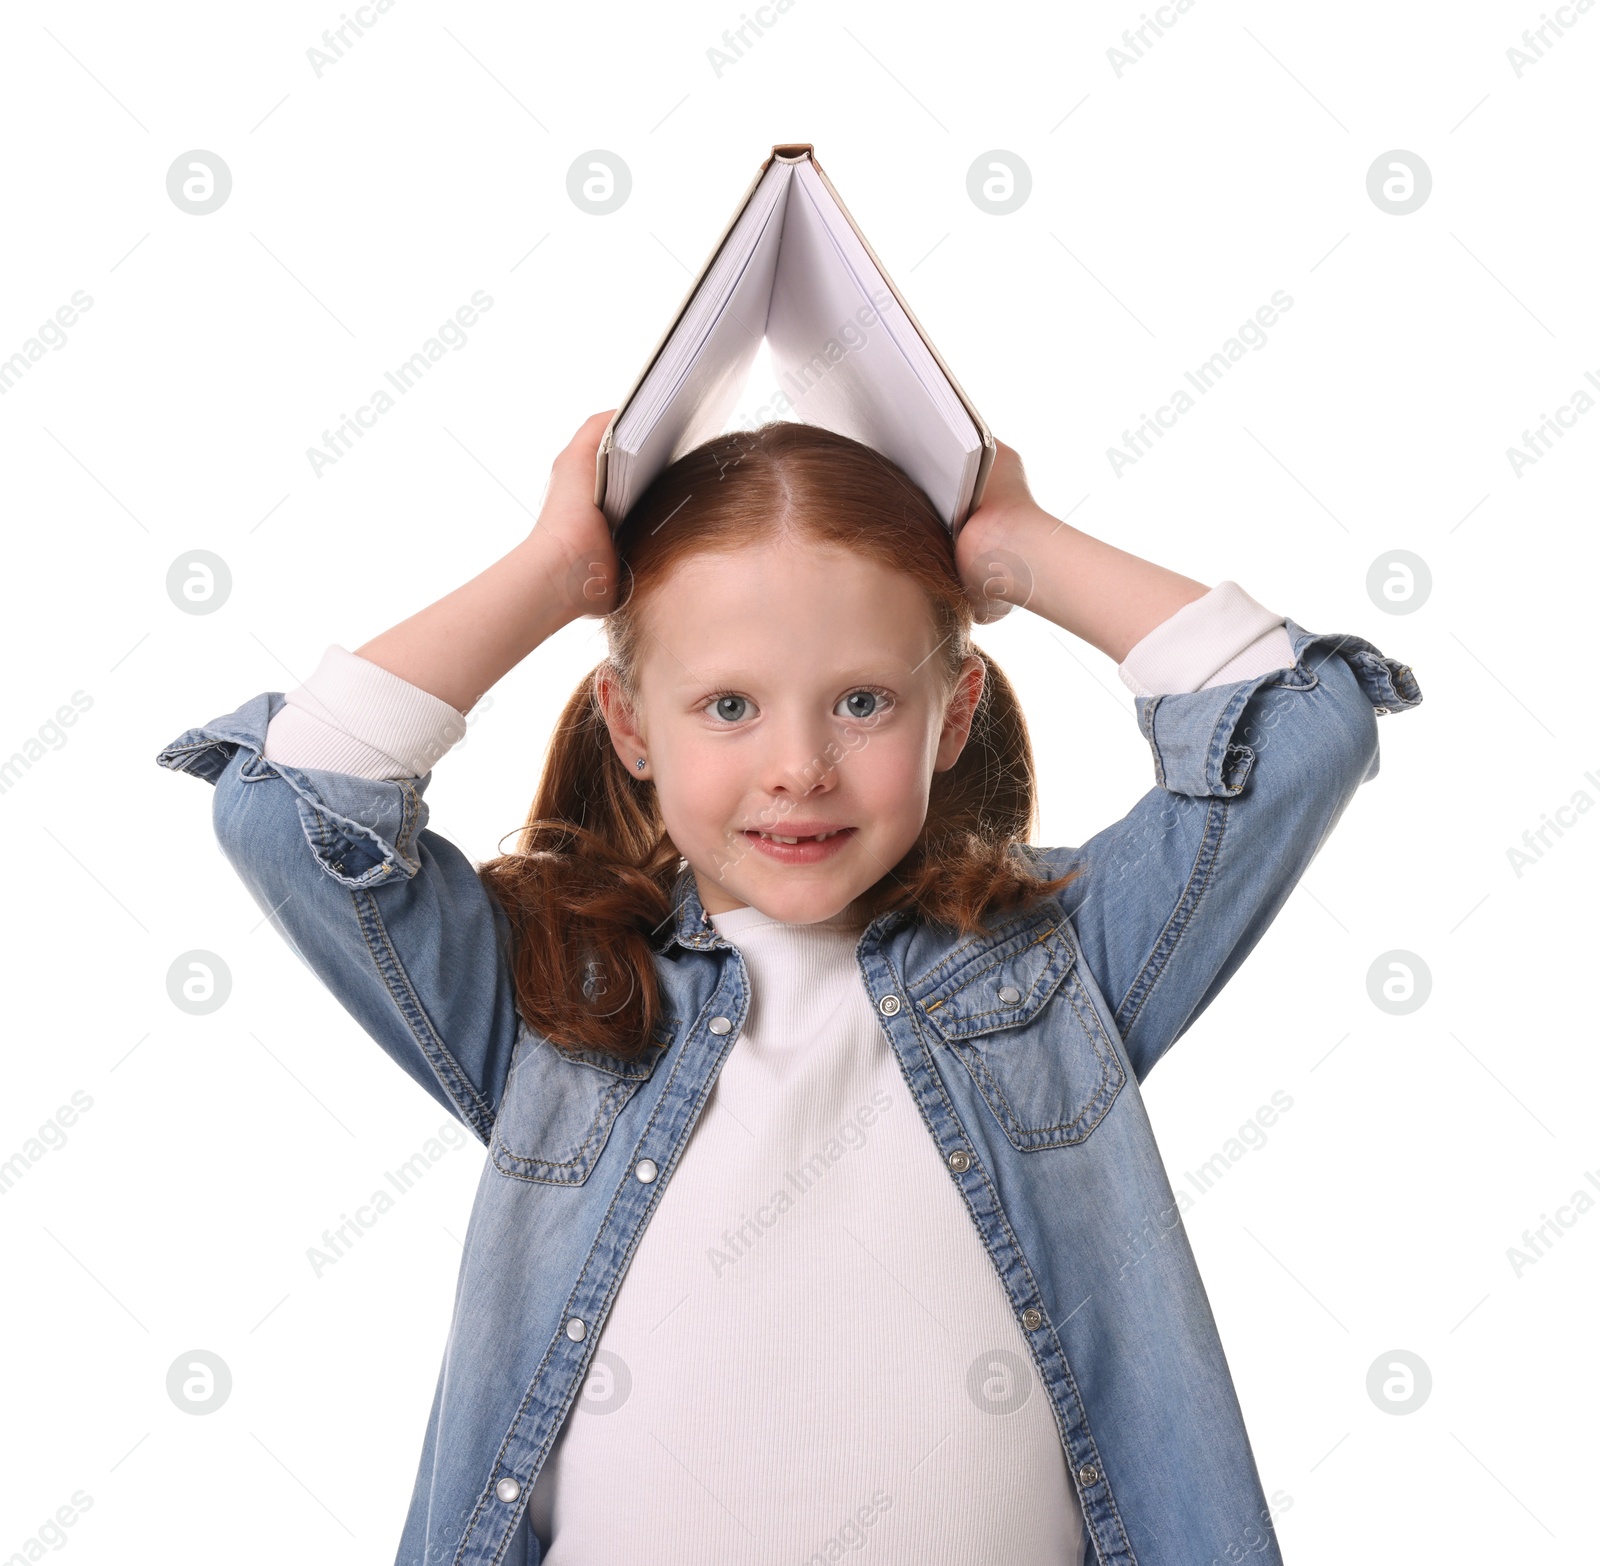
[1117,579,1296,698]
[157,693,521,1142]
[1032,617,1422,1082]
[262,645,468,780]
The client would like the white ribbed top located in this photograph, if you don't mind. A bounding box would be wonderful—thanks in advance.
[525,901,1084,1562]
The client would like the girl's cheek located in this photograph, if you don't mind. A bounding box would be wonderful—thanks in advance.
[862,732,937,786]
[857,753,936,823]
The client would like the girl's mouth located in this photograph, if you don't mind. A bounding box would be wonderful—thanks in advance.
[742,827,855,864]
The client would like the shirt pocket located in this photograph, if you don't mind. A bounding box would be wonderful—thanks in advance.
[910,910,1126,1151]
[490,1021,673,1185]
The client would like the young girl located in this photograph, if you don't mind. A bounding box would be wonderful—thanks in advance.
[159,412,1421,1566]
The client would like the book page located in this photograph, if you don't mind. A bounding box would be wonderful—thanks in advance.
[609,166,793,520]
[765,164,979,525]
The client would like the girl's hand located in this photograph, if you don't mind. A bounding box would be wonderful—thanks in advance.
[532,410,623,620]
[954,439,1047,623]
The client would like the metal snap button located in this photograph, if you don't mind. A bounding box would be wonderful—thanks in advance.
[565,1317,586,1341]
[708,1016,732,1035]
[495,1477,521,1503]
[998,984,1021,1005]
[1077,1463,1100,1487]
[635,1158,658,1183]
[947,1149,971,1173]
[1021,1306,1043,1330]
[878,994,902,1016]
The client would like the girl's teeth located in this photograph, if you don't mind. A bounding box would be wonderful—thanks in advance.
[757,830,841,844]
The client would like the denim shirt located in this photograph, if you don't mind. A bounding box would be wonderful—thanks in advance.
[156,617,1420,1566]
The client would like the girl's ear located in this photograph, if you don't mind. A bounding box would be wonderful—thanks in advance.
[933,654,986,772]
[594,665,647,770]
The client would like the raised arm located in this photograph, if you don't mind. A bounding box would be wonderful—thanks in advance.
[156,413,627,1137]
[955,439,1215,661]
[351,409,620,711]
[955,439,1423,1082]
[263,411,619,780]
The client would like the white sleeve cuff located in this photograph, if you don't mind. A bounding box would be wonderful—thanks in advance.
[262,645,469,780]
[1116,581,1295,698]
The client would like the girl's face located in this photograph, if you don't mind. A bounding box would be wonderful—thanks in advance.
[602,532,984,925]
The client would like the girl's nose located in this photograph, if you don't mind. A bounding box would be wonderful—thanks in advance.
[757,718,841,797]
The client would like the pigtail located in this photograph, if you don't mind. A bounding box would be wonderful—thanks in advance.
[477,668,682,1062]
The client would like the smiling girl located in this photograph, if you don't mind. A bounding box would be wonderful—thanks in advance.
[159,411,1421,1565]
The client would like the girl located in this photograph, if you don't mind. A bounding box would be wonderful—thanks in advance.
[158,412,1421,1566]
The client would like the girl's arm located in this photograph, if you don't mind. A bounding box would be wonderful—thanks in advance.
[263,412,620,780]
[958,439,1239,661]
[957,439,1299,695]
[354,409,620,713]
[157,414,623,1136]
[959,441,1423,1084]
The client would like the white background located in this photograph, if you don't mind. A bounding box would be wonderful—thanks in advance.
[2,1,1595,1562]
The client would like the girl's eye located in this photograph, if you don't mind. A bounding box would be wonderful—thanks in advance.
[705,693,753,724]
[835,688,894,721]
[701,688,894,725]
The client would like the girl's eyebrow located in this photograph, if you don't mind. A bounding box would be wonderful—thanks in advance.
[676,666,914,692]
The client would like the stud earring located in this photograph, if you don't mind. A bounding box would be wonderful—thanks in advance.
[635,758,646,771]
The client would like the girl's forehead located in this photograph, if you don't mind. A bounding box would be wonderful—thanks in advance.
[640,540,934,639]
[637,540,943,670]
[642,626,943,693]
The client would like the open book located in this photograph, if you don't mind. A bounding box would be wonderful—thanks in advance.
[594,143,994,538]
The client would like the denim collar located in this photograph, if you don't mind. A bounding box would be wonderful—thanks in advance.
[654,864,724,953]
